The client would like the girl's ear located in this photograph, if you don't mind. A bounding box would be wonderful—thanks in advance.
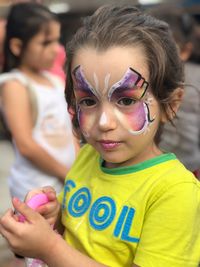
[161,87,184,123]
[9,38,22,56]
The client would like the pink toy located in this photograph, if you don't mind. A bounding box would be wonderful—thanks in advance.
[18,193,49,267]
[19,193,49,222]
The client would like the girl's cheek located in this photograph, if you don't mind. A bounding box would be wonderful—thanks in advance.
[115,102,149,134]
[78,109,96,137]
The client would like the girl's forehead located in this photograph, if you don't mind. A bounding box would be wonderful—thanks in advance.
[72,46,149,87]
[31,21,60,40]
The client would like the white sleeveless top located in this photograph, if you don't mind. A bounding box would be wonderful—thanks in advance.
[0,70,76,200]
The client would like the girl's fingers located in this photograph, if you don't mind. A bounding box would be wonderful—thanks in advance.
[0,209,19,233]
[36,200,59,214]
[42,186,56,194]
[42,187,57,201]
[25,186,56,203]
[12,198,39,223]
[25,188,44,202]
[0,224,13,242]
[45,191,57,201]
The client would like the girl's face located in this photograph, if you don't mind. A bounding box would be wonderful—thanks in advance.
[72,46,163,168]
[20,21,60,71]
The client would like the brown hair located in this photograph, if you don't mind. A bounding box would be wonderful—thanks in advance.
[65,5,184,141]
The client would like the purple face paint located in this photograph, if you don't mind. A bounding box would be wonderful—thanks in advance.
[108,68,148,100]
[72,66,154,137]
[73,65,99,98]
[109,68,152,134]
[73,65,98,136]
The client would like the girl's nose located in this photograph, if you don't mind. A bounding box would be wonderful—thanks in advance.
[98,106,117,131]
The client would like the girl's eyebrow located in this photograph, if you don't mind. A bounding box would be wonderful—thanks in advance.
[72,65,101,98]
[108,67,149,100]
[40,38,59,46]
[72,66,149,100]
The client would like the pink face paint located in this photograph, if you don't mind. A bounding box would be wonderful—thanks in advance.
[73,66,154,137]
[73,66,98,136]
[114,103,150,135]
[109,68,153,134]
[77,106,96,137]
[108,68,148,100]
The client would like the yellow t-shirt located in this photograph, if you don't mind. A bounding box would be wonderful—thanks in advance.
[58,144,200,267]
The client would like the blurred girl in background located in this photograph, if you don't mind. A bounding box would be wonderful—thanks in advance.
[0,2,78,201]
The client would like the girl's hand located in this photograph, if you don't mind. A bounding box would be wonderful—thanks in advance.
[0,198,58,260]
[25,186,61,226]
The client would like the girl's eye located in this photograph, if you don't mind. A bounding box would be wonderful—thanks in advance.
[117,97,136,106]
[79,98,96,107]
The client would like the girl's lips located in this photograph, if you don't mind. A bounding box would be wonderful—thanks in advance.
[99,140,121,150]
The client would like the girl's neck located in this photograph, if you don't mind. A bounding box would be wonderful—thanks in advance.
[18,66,53,88]
[105,144,163,169]
[18,65,41,77]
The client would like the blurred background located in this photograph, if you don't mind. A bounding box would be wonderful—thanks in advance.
[0,0,200,266]
[0,0,200,45]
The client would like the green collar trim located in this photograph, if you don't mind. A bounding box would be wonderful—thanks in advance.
[100,153,176,175]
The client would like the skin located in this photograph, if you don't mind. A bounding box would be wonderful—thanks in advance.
[73,66,152,137]
[0,19,6,69]
[72,46,163,168]
[0,45,182,266]
[20,21,61,82]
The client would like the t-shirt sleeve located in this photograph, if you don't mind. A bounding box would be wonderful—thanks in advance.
[134,182,200,267]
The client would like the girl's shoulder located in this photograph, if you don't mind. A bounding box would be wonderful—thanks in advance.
[152,158,200,196]
[76,144,98,162]
[67,144,98,175]
[0,70,29,89]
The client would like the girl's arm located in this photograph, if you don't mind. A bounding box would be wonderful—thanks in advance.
[44,236,108,267]
[0,198,107,267]
[1,80,71,181]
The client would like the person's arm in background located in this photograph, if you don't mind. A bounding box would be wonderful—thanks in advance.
[1,80,71,181]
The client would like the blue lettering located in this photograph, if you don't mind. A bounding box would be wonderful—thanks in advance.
[89,196,116,230]
[68,187,91,217]
[66,185,140,243]
[121,207,139,243]
[114,206,129,237]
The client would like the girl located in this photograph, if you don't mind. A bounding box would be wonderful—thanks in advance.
[1,5,200,267]
[0,2,78,201]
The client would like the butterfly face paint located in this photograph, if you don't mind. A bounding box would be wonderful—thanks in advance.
[72,66,99,137]
[108,68,154,135]
[73,65,154,137]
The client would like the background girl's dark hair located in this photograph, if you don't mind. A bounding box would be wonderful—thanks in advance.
[65,5,184,142]
[2,2,59,72]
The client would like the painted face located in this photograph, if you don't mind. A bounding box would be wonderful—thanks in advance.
[71,46,162,167]
[73,66,154,137]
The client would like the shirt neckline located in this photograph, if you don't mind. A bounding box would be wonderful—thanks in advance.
[100,153,176,175]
